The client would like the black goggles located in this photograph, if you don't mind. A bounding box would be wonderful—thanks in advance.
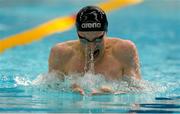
[78,33,104,44]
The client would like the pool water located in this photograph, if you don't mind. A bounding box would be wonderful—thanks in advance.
[0,0,180,113]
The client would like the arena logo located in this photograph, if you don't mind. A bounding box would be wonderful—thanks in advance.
[81,23,101,29]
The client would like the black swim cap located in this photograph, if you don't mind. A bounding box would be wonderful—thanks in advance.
[76,6,108,31]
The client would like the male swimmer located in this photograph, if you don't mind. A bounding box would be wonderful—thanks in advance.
[48,6,141,95]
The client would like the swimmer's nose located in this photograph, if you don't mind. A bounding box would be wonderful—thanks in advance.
[88,43,96,49]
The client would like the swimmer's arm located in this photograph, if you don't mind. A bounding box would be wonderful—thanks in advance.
[91,86,126,95]
[123,42,141,79]
[91,86,114,95]
[48,45,66,78]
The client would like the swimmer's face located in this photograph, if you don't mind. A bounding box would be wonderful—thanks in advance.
[78,31,105,58]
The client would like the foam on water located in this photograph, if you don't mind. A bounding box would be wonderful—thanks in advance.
[14,76,31,86]
[14,72,167,95]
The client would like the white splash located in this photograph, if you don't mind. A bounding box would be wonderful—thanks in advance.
[88,48,95,73]
[84,46,95,73]
[14,73,167,94]
[14,76,32,86]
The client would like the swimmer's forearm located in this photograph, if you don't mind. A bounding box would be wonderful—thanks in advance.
[92,86,126,95]
[99,85,114,93]
[91,85,114,95]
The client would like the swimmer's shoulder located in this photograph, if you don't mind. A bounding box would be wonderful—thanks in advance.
[107,37,137,50]
[53,40,79,48]
[50,40,79,57]
[107,37,137,57]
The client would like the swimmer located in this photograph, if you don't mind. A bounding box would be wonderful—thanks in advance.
[48,6,141,95]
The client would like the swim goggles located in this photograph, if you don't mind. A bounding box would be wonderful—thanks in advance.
[78,33,104,44]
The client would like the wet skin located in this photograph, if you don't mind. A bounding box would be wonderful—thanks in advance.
[48,31,141,95]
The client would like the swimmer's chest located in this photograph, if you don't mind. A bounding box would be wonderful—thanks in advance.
[65,54,123,79]
[95,55,123,79]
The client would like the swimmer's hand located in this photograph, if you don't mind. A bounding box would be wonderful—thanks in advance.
[71,83,84,95]
[91,85,114,95]
[91,85,126,95]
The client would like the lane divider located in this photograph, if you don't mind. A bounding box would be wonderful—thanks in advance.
[0,0,142,53]
[98,0,142,12]
[0,15,76,53]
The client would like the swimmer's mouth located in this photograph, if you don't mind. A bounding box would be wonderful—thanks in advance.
[93,49,100,59]
[89,49,100,59]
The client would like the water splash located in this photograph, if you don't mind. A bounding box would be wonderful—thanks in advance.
[88,48,95,73]
[14,76,31,86]
[84,46,95,74]
[13,72,166,95]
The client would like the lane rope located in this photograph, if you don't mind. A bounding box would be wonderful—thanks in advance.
[0,0,142,53]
